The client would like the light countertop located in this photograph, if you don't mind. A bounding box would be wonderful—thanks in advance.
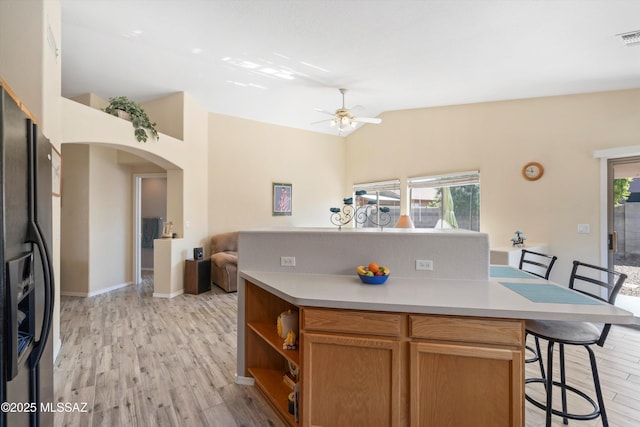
[240,268,634,324]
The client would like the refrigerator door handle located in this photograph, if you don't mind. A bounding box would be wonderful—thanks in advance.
[28,223,53,367]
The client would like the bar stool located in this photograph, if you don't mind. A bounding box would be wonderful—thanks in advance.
[525,261,627,427]
[519,249,558,366]
[519,249,557,280]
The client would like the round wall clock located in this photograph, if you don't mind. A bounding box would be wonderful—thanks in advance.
[522,162,544,181]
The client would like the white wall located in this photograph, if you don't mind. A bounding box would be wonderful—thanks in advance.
[346,89,640,282]
[208,113,345,237]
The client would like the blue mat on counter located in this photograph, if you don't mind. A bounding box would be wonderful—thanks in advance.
[490,265,536,279]
[500,282,602,305]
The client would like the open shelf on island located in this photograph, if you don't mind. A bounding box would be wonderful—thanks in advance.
[247,322,300,367]
[248,367,297,426]
[245,280,300,426]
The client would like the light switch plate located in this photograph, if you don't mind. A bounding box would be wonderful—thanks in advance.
[577,224,590,234]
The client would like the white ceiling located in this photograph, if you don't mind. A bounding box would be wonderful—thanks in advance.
[60,0,640,137]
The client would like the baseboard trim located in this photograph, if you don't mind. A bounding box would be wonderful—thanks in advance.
[152,289,184,298]
[235,375,255,386]
[60,282,133,297]
[53,339,62,361]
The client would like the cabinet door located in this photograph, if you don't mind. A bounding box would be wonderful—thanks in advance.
[303,332,401,427]
[410,342,523,427]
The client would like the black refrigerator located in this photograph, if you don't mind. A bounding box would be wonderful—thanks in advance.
[0,84,55,427]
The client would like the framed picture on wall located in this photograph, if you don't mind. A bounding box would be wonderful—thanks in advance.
[51,143,61,197]
[273,182,292,216]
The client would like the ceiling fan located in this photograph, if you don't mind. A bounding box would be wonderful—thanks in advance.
[313,88,382,134]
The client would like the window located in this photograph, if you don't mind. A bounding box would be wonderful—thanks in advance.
[408,171,480,231]
[352,180,401,228]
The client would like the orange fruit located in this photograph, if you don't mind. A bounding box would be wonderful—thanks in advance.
[368,262,379,273]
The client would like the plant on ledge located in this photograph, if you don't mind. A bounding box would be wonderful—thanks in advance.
[104,96,159,142]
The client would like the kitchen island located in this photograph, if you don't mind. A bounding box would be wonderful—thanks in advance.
[236,229,633,427]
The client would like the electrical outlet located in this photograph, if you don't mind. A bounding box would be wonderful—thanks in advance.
[280,256,296,267]
[416,260,433,271]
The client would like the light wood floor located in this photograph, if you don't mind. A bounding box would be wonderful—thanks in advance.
[54,274,640,426]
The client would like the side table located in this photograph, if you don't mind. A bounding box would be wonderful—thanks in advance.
[184,258,211,294]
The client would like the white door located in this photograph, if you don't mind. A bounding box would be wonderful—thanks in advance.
[608,157,640,317]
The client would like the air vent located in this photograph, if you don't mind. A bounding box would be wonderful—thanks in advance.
[617,30,640,46]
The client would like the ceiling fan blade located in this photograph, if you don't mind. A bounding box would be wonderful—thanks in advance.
[311,119,332,125]
[353,116,382,124]
[313,108,336,116]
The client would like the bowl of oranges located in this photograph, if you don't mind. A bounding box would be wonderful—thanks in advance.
[356,262,390,285]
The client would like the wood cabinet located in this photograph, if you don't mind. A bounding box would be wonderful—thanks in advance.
[244,283,525,427]
[244,281,300,426]
[184,259,211,294]
[302,308,403,427]
[409,315,524,427]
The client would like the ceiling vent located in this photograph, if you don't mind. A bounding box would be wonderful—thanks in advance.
[617,30,640,46]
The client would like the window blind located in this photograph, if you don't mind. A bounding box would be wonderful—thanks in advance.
[408,171,479,189]
[353,179,401,192]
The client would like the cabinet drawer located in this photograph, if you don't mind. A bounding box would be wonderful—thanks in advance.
[410,315,523,347]
[302,308,402,337]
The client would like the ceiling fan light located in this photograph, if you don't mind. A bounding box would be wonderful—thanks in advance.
[341,116,350,125]
[330,118,337,127]
[350,121,357,128]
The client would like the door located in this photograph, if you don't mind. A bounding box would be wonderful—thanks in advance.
[410,341,523,427]
[608,157,640,317]
[302,332,401,427]
[133,174,166,283]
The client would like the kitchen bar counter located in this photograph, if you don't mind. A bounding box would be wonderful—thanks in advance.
[240,267,634,324]
[237,229,634,426]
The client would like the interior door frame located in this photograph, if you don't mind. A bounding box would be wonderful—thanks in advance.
[133,172,167,284]
[594,145,640,269]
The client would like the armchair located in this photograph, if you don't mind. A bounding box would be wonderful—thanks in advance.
[210,231,238,292]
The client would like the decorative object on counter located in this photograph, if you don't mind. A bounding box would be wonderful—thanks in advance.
[161,221,174,238]
[357,262,390,284]
[193,247,203,260]
[283,330,297,350]
[329,189,392,230]
[395,214,415,228]
[277,309,299,349]
[511,230,526,247]
[103,96,159,142]
[272,182,292,216]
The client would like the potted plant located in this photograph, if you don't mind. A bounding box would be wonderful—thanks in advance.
[104,96,159,142]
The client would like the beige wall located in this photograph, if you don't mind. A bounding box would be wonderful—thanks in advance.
[208,113,345,237]
[60,145,90,294]
[89,146,132,293]
[143,92,184,141]
[0,0,45,122]
[346,89,640,282]
[61,144,134,296]
[61,92,209,296]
